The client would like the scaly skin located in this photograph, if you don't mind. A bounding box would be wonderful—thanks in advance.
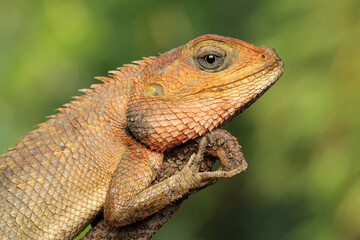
[0,34,284,239]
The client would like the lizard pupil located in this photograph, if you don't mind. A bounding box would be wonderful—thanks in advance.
[205,55,217,64]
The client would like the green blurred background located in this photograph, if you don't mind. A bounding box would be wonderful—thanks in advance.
[0,0,359,239]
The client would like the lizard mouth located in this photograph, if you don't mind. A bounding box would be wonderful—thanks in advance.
[243,60,284,84]
[204,60,284,93]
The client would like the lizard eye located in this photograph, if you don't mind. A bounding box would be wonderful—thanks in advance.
[194,47,226,72]
[191,41,234,73]
[195,53,225,72]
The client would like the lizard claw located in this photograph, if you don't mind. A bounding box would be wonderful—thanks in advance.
[182,137,208,173]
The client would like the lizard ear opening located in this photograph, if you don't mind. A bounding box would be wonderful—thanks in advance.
[145,84,164,97]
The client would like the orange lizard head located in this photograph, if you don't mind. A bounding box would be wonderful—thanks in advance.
[126,34,284,152]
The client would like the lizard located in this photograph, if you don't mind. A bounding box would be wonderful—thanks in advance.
[83,129,248,240]
[0,34,284,239]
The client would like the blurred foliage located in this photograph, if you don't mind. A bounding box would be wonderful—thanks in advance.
[0,0,359,239]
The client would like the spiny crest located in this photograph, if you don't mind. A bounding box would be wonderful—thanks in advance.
[95,76,113,83]
[78,88,95,94]
[115,56,158,76]
[56,107,66,113]
[48,76,116,118]
[46,54,161,119]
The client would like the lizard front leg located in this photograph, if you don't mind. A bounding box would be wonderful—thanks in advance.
[104,130,247,228]
[104,142,163,227]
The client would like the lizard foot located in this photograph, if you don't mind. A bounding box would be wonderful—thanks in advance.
[180,130,248,190]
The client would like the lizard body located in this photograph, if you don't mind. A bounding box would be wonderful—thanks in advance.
[0,35,284,239]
